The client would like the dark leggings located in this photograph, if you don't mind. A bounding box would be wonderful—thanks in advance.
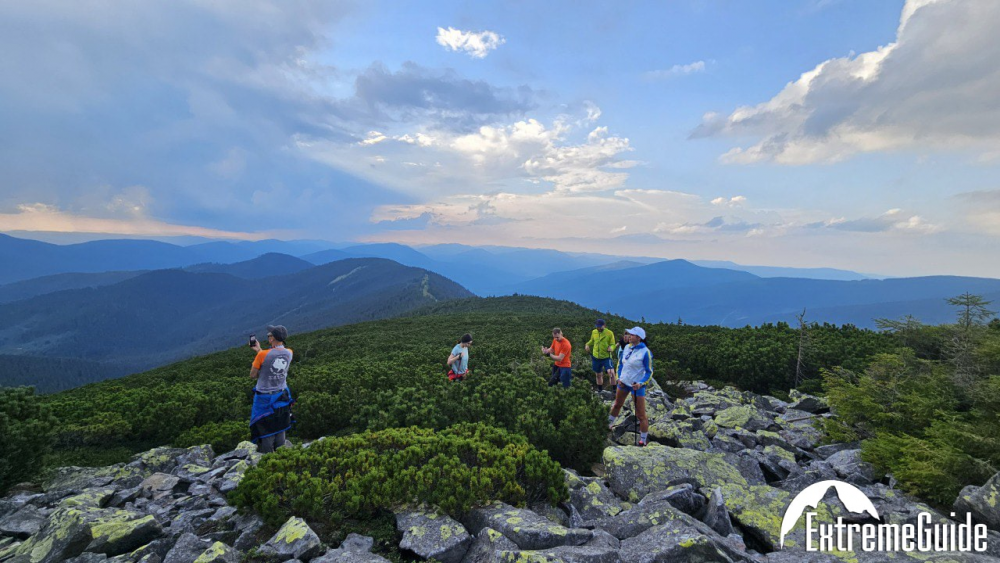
[258,431,286,453]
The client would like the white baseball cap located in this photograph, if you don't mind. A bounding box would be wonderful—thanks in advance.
[625,326,646,340]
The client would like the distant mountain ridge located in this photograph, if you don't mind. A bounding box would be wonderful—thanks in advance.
[0,257,472,391]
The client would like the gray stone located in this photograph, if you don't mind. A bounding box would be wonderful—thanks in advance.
[60,487,117,510]
[216,461,248,494]
[0,504,47,538]
[603,444,749,503]
[6,507,93,563]
[460,527,519,563]
[813,441,861,459]
[462,503,591,550]
[714,405,775,432]
[788,394,828,414]
[128,447,188,475]
[637,484,706,517]
[257,516,322,562]
[313,533,389,563]
[65,554,109,563]
[590,500,687,540]
[163,532,211,563]
[566,471,624,522]
[85,509,164,556]
[701,487,734,538]
[138,474,180,500]
[42,466,119,493]
[498,545,622,562]
[618,519,755,563]
[396,509,471,563]
[584,530,620,550]
[954,472,1000,531]
[824,449,879,484]
[192,541,239,563]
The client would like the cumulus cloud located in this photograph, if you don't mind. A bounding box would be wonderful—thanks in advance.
[436,27,505,58]
[811,208,940,234]
[693,0,1000,164]
[643,61,707,80]
[711,196,747,207]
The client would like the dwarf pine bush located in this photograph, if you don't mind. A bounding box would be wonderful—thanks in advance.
[229,423,568,527]
[174,420,248,453]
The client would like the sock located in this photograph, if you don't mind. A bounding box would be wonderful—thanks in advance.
[640,432,648,442]
[608,415,616,425]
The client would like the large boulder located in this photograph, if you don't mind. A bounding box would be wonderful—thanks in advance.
[0,504,47,538]
[85,509,163,556]
[6,507,93,563]
[192,541,240,563]
[824,449,879,485]
[163,532,212,563]
[954,472,1000,531]
[257,516,323,561]
[566,471,624,522]
[460,527,519,563]
[590,498,686,540]
[603,445,748,502]
[618,519,755,563]
[714,405,775,432]
[396,509,471,563]
[461,503,592,550]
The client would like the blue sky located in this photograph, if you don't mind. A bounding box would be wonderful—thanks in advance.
[2,0,999,277]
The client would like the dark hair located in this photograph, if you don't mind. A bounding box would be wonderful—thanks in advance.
[552,327,562,335]
[460,333,473,344]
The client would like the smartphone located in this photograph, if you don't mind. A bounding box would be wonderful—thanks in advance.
[249,334,257,347]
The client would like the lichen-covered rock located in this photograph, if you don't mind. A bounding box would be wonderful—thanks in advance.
[637,484,705,517]
[566,471,624,522]
[128,447,188,476]
[590,498,685,540]
[191,541,239,563]
[712,483,837,552]
[86,509,163,556]
[701,487,734,538]
[604,445,749,503]
[60,488,116,510]
[138,474,180,501]
[618,519,756,563]
[714,405,775,432]
[7,507,93,563]
[257,516,322,561]
[498,545,622,562]
[461,503,592,551]
[788,393,828,414]
[824,449,879,485]
[163,532,212,563]
[461,527,520,563]
[0,504,47,538]
[396,509,471,563]
[42,466,119,493]
[312,533,389,562]
[953,472,1000,531]
[64,553,109,563]
[647,421,712,451]
[216,461,247,494]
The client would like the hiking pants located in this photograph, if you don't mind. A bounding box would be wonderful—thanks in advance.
[258,431,286,453]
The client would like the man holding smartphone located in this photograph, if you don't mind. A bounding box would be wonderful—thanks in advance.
[248,325,294,453]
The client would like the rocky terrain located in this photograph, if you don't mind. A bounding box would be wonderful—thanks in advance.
[3,380,1000,562]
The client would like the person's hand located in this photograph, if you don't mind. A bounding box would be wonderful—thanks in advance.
[252,342,262,353]
[585,345,591,352]
[607,346,614,353]
[632,383,641,391]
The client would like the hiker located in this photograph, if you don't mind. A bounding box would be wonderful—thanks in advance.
[585,319,616,391]
[542,328,573,388]
[249,325,295,453]
[608,326,653,446]
[447,333,473,381]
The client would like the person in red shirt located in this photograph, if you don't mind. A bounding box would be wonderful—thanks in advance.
[542,327,574,388]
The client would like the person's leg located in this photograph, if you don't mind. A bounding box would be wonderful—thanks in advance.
[273,431,286,449]
[635,396,649,433]
[258,435,275,454]
[609,385,629,417]
[607,365,618,387]
[560,367,572,388]
[592,357,604,388]
[548,364,560,386]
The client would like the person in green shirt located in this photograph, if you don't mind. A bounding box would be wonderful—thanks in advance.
[585,319,617,391]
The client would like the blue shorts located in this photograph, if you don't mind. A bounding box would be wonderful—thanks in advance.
[591,357,613,373]
[618,382,647,397]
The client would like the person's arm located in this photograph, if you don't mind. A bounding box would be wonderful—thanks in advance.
[635,350,653,386]
[250,349,267,379]
[585,331,594,352]
[606,331,616,353]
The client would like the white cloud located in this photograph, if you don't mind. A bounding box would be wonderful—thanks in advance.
[711,195,747,207]
[644,61,707,80]
[436,27,505,59]
[694,0,1000,164]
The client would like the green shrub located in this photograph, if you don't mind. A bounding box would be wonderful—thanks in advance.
[229,423,568,527]
[0,387,57,492]
[174,420,248,453]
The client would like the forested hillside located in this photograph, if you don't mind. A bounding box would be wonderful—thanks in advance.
[0,258,472,391]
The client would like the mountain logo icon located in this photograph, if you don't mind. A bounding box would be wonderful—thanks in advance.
[780,480,880,548]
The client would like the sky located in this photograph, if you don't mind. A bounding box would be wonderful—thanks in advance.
[2,0,999,277]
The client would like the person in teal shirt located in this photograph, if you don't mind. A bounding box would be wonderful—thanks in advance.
[585,319,617,391]
[447,333,473,381]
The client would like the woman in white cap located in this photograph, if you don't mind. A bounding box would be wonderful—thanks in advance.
[608,326,653,446]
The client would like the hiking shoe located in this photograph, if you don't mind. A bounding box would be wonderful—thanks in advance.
[637,438,647,447]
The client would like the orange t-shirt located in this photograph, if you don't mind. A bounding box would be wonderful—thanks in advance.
[551,337,572,368]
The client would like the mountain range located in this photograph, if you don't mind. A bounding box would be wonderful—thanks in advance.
[0,256,471,391]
